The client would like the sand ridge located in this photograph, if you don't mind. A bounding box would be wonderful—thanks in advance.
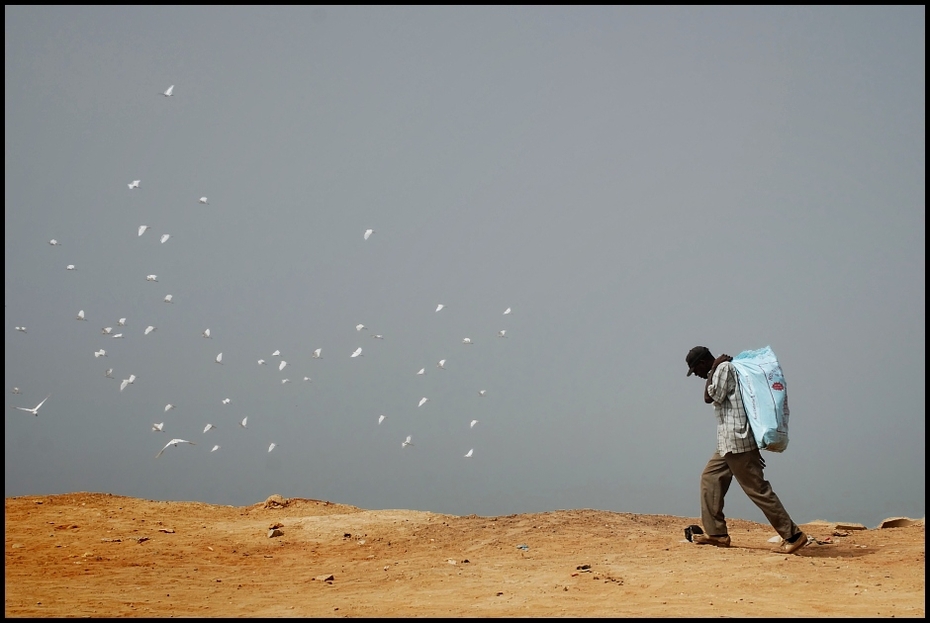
[5,492,924,617]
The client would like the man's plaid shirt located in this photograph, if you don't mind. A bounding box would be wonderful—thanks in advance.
[707,361,757,456]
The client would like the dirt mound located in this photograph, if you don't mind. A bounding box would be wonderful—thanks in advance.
[5,492,925,617]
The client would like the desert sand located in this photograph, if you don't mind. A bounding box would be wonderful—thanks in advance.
[5,492,924,617]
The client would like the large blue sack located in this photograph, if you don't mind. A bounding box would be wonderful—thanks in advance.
[730,346,789,452]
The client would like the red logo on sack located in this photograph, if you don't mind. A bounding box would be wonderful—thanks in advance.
[771,382,784,391]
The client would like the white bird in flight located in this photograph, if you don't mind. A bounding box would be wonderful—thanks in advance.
[165,404,175,412]
[268,442,276,453]
[435,304,444,312]
[280,378,290,384]
[128,180,140,189]
[215,353,223,364]
[503,307,512,315]
[464,449,474,458]
[164,294,173,303]
[66,264,75,270]
[221,398,231,405]
[202,328,211,338]
[105,368,114,379]
[155,438,195,459]
[402,435,413,448]
[418,397,429,408]
[15,326,26,333]
[102,327,112,335]
[498,330,507,338]
[203,423,216,434]
[112,333,123,339]
[138,225,149,237]
[417,368,425,376]
[13,394,50,416]
[462,338,473,345]
[160,234,170,244]
[257,359,266,365]
[11,387,21,394]
[351,347,363,358]
[240,417,248,428]
[372,334,383,339]
[356,324,367,331]
[278,360,287,371]
[312,348,322,359]
[49,239,60,246]
[119,374,136,392]
[144,325,156,335]
[146,275,158,282]
[152,422,164,432]
[378,415,386,425]
[272,350,281,357]
[211,445,220,453]
[199,197,208,204]
[118,318,126,326]
[303,377,311,382]
[162,85,174,97]
[437,359,446,369]
[76,309,86,321]
[478,390,486,397]
[470,419,479,428]
[364,228,374,240]
[94,349,107,358]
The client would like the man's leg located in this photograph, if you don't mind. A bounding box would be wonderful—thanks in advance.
[700,452,732,536]
[727,449,800,540]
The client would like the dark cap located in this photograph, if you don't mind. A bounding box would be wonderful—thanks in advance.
[685,346,712,377]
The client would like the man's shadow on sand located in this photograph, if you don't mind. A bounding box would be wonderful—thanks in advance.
[729,544,876,559]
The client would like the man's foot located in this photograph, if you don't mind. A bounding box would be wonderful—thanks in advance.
[692,533,731,547]
[775,531,809,554]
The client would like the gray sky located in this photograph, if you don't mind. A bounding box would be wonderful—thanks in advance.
[5,6,924,529]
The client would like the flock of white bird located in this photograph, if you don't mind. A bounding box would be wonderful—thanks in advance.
[362,294,513,458]
[10,83,516,466]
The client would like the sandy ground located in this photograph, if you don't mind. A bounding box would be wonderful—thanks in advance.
[4,492,924,618]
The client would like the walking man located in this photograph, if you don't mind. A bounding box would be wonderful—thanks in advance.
[685,345,808,554]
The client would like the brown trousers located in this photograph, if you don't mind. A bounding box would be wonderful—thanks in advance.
[700,448,799,540]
